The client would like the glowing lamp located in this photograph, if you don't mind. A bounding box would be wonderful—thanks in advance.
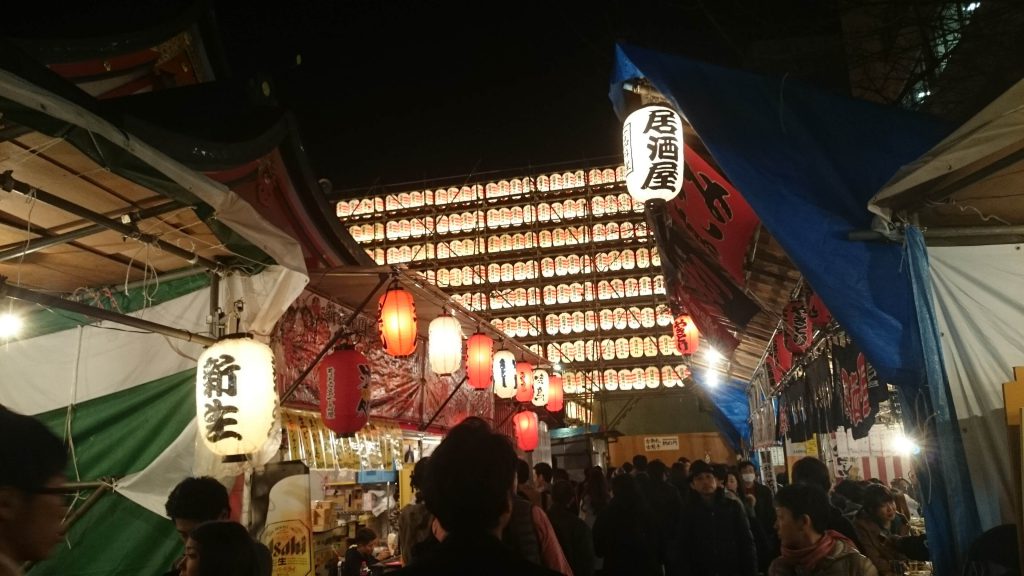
[515,361,535,402]
[547,375,564,412]
[492,350,517,399]
[378,285,417,356]
[317,345,371,437]
[428,314,463,374]
[672,315,700,356]
[196,335,278,461]
[513,411,539,452]
[531,368,550,407]
[622,105,685,203]
[466,332,494,390]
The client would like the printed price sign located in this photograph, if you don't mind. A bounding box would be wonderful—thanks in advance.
[643,436,680,451]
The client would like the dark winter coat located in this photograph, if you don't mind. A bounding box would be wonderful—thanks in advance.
[678,488,758,576]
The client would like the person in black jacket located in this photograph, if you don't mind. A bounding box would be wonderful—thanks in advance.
[679,460,758,576]
[791,457,863,551]
[547,481,594,576]
[593,474,660,576]
[393,417,561,576]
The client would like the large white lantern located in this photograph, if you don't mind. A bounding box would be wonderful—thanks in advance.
[492,350,517,399]
[196,335,278,461]
[531,368,550,407]
[429,314,463,374]
[622,104,685,203]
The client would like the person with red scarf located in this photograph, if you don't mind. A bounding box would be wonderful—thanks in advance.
[769,484,877,576]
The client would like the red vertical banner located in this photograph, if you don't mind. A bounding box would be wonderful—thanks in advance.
[667,145,760,284]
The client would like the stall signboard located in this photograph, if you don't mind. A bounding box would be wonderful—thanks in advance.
[644,435,680,451]
[667,144,760,285]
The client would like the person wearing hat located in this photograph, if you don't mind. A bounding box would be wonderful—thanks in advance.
[0,406,67,575]
[676,460,757,576]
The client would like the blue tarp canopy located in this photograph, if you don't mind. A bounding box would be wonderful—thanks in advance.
[610,43,980,574]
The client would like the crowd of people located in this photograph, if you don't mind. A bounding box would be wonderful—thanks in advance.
[1,406,929,576]
[395,419,930,576]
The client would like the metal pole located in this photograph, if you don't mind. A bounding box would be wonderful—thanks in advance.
[0,201,187,262]
[0,171,223,272]
[62,481,112,530]
[280,274,390,403]
[420,375,467,431]
[848,225,1024,241]
[0,278,216,346]
[209,272,222,339]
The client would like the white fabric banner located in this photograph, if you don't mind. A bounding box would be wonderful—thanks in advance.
[928,242,1024,530]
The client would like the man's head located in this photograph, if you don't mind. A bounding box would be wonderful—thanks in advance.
[738,460,757,485]
[165,477,230,542]
[711,463,729,488]
[792,456,832,493]
[533,462,553,486]
[352,527,378,556]
[647,459,667,482]
[631,454,648,473]
[0,406,68,563]
[424,417,517,536]
[689,460,718,498]
[516,458,532,487]
[620,462,634,475]
[774,484,830,549]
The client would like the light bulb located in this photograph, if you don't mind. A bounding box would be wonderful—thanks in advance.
[704,347,724,365]
[704,369,720,388]
[892,434,921,456]
[0,313,22,338]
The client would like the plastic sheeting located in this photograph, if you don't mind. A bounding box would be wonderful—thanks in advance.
[609,44,979,573]
[927,242,1024,530]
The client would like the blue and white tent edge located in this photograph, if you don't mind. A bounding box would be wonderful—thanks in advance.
[610,43,980,573]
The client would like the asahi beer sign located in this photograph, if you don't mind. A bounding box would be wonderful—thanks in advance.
[644,435,680,451]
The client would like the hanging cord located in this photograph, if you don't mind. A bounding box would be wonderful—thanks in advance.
[64,326,84,486]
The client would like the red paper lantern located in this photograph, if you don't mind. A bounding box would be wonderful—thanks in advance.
[466,332,494,390]
[547,375,564,412]
[672,315,700,356]
[378,286,417,356]
[515,361,535,402]
[513,411,539,452]
[317,346,371,437]
[783,299,813,354]
[808,292,832,329]
[766,331,793,385]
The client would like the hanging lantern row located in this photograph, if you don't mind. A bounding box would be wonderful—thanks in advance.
[448,273,666,312]
[538,335,682,365]
[338,166,629,220]
[195,335,278,461]
[560,365,691,393]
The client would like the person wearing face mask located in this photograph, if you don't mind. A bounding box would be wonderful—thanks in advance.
[737,461,777,542]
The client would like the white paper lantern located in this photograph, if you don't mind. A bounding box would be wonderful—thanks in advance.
[622,104,685,203]
[429,315,463,374]
[493,350,518,399]
[196,335,279,461]
[532,368,550,407]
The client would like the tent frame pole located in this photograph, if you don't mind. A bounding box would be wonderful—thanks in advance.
[420,375,467,431]
[0,277,216,346]
[280,273,390,403]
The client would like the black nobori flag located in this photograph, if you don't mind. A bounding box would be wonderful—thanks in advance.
[805,355,842,435]
[831,340,883,439]
[780,375,812,443]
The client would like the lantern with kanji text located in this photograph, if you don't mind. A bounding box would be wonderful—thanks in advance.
[196,335,278,460]
[532,368,550,407]
[515,361,535,402]
[317,344,371,437]
[672,315,700,356]
[493,350,517,399]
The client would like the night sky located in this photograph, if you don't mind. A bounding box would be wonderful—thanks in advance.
[7,0,845,197]
[211,1,844,197]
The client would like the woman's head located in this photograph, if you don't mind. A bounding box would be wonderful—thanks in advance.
[183,521,256,576]
[861,484,897,525]
[724,470,739,493]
